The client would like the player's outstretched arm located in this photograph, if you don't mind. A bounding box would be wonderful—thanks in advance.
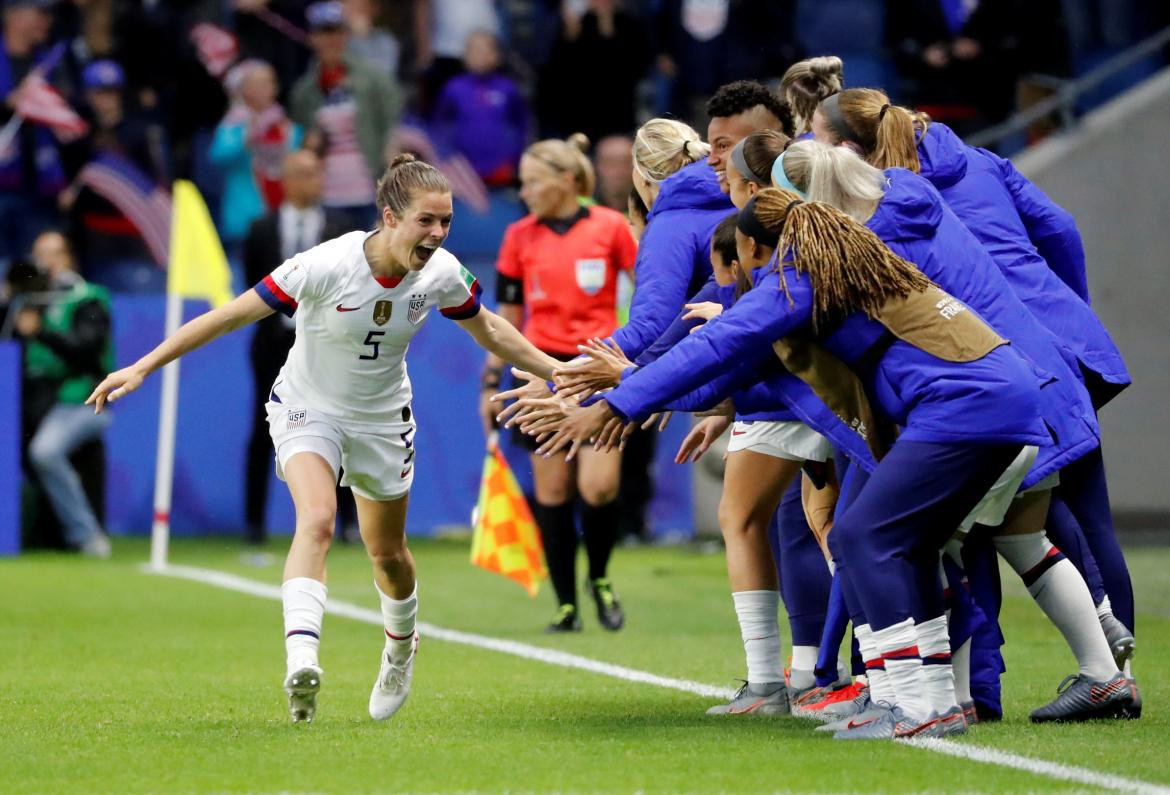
[456,306,563,381]
[86,290,275,413]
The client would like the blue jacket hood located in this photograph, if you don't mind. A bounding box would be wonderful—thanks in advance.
[648,159,731,219]
[867,168,944,243]
[917,123,968,191]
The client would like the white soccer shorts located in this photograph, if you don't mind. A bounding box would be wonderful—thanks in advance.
[266,402,417,501]
[958,444,1045,534]
[725,420,834,462]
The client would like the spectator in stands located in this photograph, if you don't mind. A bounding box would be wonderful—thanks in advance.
[15,228,113,558]
[210,59,302,259]
[59,58,167,287]
[888,0,1023,132]
[232,0,313,98]
[413,0,501,114]
[241,149,349,548]
[653,0,791,126]
[592,134,633,211]
[343,0,400,77]
[291,0,403,229]
[433,30,526,187]
[0,0,66,266]
[537,0,650,142]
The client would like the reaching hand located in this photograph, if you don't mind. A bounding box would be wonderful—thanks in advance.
[491,369,552,427]
[534,400,616,461]
[86,366,147,413]
[554,337,633,400]
[681,302,723,328]
[640,411,673,432]
[675,415,732,463]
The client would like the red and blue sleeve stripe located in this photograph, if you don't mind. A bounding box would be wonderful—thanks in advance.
[255,275,299,317]
[440,279,482,320]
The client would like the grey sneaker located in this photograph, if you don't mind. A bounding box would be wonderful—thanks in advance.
[80,533,111,559]
[833,704,921,740]
[284,664,322,724]
[960,700,979,726]
[817,698,882,733]
[1098,611,1136,669]
[706,681,790,716]
[1030,672,1136,723]
[898,705,969,739]
[815,687,872,727]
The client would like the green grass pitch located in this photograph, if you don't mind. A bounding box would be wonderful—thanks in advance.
[5,536,1169,794]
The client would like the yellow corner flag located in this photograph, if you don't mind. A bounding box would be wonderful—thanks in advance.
[168,180,233,308]
[471,436,547,596]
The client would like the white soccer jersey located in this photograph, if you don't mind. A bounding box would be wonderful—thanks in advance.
[255,230,482,426]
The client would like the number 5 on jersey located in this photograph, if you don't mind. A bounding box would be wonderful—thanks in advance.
[360,330,385,360]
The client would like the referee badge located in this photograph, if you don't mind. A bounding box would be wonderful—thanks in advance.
[575,258,607,296]
[372,300,393,326]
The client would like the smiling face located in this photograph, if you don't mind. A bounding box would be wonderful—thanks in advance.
[384,189,454,271]
[518,155,576,219]
[726,159,760,210]
[707,107,777,193]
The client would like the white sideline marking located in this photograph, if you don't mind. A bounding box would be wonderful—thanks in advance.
[147,563,1169,795]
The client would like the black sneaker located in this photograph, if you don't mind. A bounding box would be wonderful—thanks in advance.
[1030,672,1136,723]
[590,578,624,631]
[545,604,582,633]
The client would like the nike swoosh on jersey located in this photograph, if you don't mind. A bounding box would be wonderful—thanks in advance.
[336,304,361,312]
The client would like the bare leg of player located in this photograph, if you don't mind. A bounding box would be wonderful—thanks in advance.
[707,451,801,716]
[280,453,340,724]
[355,493,419,720]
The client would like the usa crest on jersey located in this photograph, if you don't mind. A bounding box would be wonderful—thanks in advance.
[575,258,607,296]
[407,294,428,324]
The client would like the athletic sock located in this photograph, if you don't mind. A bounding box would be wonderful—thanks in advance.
[282,577,326,670]
[732,590,783,684]
[377,582,417,662]
[791,645,819,673]
[915,614,957,714]
[873,618,930,722]
[995,532,1118,681]
[855,623,894,706]
[952,638,973,705]
[580,498,620,581]
[533,501,578,608]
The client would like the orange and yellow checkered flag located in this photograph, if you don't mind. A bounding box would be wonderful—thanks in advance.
[471,435,547,596]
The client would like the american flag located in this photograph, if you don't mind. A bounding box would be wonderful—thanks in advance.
[14,72,88,139]
[75,152,173,266]
[389,121,491,214]
[190,23,239,79]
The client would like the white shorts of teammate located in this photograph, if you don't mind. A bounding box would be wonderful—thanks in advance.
[725,420,834,462]
[958,444,1056,534]
[267,401,417,501]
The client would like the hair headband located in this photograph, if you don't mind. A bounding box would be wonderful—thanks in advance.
[737,194,780,249]
[729,138,771,187]
[770,151,806,198]
[820,93,862,146]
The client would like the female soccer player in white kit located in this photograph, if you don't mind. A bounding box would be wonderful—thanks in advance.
[87,154,565,723]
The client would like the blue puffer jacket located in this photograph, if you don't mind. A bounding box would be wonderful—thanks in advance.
[916,123,1130,406]
[868,169,1100,487]
[611,160,733,360]
[602,265,1048,453]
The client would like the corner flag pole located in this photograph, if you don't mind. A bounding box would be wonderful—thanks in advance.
[149,289,182,570]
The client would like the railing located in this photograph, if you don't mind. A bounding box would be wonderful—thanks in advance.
[967,25,1170,149]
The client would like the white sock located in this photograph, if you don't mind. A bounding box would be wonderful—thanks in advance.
[732,590,783,684]
[952,638,972,705]
[283,577,326,670]
[995,532,1118,681]
[915,614,957,714]
[377,582,418,662]
[791,645,819,672]
[873,618,930,721]
[855,623,894,706]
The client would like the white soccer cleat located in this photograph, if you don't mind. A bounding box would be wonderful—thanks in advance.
[369,633,418,721]
[284,663,323,724]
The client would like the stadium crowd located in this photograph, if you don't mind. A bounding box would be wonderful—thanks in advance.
[2,0,1161,734]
